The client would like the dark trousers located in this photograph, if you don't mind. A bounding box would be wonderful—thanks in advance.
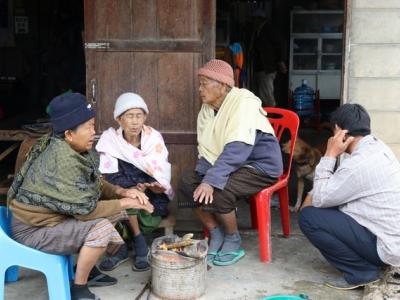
[177,167,277,213]
[298,207,385,284]
[105,160,169,217]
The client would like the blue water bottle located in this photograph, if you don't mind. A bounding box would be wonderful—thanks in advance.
[293,80,315,117]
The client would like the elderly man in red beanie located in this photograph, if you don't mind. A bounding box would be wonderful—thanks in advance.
[178,59,283,266]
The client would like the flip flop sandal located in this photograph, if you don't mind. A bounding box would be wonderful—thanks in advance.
[213,249,245,266]
[132,255,150,272]
[207,251,218,264]
[87,273,118,287]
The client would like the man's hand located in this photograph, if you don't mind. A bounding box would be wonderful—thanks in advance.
[121,188,149,205]
[193,183,214,204]
[325,127,354,158]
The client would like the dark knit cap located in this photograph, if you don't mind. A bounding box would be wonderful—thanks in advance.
[330,103,371,137]
[48,93,96,134]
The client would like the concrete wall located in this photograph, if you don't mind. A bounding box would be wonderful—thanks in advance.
[342,0,400,157]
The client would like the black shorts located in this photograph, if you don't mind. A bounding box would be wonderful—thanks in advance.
[177,166,277,214]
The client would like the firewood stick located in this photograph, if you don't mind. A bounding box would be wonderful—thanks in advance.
[164,240,193,250]
[134,280,151,300]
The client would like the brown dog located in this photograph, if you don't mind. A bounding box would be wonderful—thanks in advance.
[282,137,323,212]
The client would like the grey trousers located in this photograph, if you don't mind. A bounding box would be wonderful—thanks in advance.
[255,71,276,107]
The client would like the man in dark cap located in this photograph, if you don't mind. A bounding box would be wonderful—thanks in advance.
[298,104,400,290]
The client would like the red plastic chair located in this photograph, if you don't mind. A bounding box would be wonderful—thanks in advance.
[249,107,299,262]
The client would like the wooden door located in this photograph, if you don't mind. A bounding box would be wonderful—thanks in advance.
[84,0,215,190]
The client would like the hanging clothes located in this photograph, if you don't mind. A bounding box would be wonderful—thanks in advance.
[229,43,244,87]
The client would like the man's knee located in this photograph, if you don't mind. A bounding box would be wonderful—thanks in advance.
[210,190,236,214]
[298,206,319,234]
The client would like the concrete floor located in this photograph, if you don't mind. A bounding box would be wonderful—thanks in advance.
[5,128,363,300]
[4,209,362,300]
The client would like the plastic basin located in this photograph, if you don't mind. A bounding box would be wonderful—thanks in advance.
[261,295,308,300]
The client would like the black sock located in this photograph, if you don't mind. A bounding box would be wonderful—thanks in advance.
[71,283,87,290]
[70,283,97,300]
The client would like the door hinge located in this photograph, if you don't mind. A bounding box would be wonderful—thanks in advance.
[84,42,110,50]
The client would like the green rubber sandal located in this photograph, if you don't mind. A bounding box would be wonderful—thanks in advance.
[213,249,245,266]
[207,251,218,264]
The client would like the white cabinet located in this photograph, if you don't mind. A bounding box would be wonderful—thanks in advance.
[289,10,344,99]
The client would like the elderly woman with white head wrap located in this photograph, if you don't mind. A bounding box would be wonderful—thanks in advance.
[96,92,173,271]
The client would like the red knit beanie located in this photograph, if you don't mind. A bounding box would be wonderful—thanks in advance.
[198,59,234,87]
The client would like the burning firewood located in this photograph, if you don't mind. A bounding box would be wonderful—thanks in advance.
[158,239,193,251]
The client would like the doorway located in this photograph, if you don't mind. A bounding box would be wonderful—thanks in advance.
[215,0,345,204]
[0,0,85,194]
[215,0,345,123]
[0,0,85,125]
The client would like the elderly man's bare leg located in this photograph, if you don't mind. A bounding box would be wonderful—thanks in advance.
[194,208,223,263]
[194,207,219,229]
[217,210,238,234]
[214,211,245,266]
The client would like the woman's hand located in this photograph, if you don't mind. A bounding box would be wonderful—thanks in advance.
[120,188,149,205]
[119,197,154,214]
[136,183,147,192]
[143,182,166,194]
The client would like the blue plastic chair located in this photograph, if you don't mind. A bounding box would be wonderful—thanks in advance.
[0,206,74,300]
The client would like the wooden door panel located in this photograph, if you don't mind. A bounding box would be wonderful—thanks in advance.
[85,0,215,194]
[94,0,133,40]
[158,0,197,38]
[90,0,158,40]
[95,52,136,131]
[158,53,201,132]
[168,144,198,190]
[94,52,203,133]
[95,52,159,132]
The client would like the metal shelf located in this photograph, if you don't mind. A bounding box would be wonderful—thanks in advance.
[289,10,344,99]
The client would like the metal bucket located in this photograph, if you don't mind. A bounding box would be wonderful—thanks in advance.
[150,237,207,300]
